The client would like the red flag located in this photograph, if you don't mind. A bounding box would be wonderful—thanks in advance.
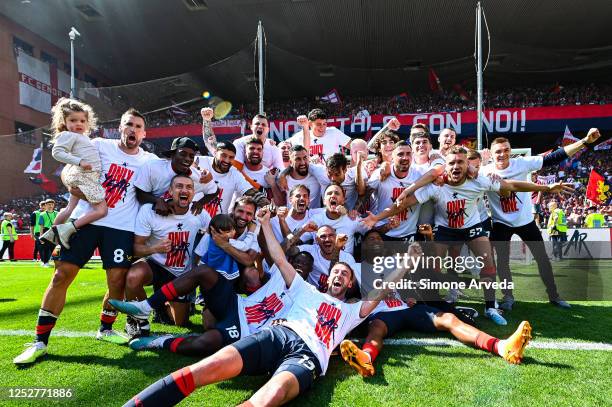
[38,173,58,194]
[453,83,470,101]
[586,170,610,205]
[428,68,442,93]
[550,83,564,94]
[561,125,579,146]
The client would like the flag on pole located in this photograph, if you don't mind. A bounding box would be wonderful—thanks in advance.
[321,88,342,104]
[586,170,610,205]
[428,68,443,93]
[561,125,579,146]
[453,83,470,101]
[24,144,43,174]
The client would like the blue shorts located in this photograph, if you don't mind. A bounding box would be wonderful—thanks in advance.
[481,217,493,237]
[434,223,488,244]
[232,325,321,395]
[59,224,133,269]
[367,304,440,336]
[204,274,242,345]
[147,259,193,303]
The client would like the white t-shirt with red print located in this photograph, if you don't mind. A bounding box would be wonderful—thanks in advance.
[480,156,543,227]
[195,155,253,217]
[72,138,155,232]
[414,176,500,229]
[283,275,366,375]
[134,203,211,276]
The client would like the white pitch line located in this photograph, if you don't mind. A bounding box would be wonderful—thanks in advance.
[382,337,612,351]
[1,329,611,351]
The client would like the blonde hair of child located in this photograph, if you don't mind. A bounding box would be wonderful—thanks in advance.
[50,97,97,140]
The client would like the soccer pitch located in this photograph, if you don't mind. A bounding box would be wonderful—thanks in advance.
[1,262,611,406]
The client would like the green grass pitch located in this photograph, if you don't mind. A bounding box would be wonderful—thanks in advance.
[0,261,610,406]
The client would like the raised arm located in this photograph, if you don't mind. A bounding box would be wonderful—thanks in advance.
[201,108,217,156]
[258,208,297,287]
[355,152,367,196]
[360,194,420,228]
[499,180,574,195]
[358,242,421,317]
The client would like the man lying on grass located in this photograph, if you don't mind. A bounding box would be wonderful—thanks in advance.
[120,207,416,407]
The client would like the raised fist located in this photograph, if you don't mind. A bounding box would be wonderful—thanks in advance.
[201,107,214,121]
[297,115,308,129]
[335,233,349,249]
[387,117,401,131]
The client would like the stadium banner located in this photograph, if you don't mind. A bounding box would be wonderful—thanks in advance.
[16,50,93,114]
[144,104,612,143]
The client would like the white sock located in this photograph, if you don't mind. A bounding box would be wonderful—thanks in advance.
[141,301,153,313]
[497,339,507,357]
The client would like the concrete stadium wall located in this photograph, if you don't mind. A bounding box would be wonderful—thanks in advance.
[0,14,111,202]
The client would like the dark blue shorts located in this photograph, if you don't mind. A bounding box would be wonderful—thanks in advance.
[232,325,321,395]
[367,304,440,336]
[205,274,242,345]
[481,217,493,237]
[147,259,192,303]
[59,224,133,269]
[435,223,488,243]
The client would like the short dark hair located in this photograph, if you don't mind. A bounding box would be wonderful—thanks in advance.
[252,113,268,122]
[122,108,146,126]
[246,136,263,146]
[289,184,310,197]
[308,108,327,121]
[210,214,235,233]
[491,137,510,147]
[326,153,348,170]
[216,140,237,154]
[324,182,346,197]
[170,174,194,188]
[291,145,308,154]
[410,124,432,144]
[394,140,412,150]
[233,196,257,212]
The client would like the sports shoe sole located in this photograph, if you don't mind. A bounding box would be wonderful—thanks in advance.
[503,321,532,364]
[96,331,129,345]
[13,348,47,365]
[339,340,375,377]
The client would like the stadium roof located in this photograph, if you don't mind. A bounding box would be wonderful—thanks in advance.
[2,0,611,105]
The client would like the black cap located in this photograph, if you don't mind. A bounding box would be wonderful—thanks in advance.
[162,137,200,158]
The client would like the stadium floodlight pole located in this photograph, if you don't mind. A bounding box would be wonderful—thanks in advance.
[476,2,483,150]
[257,20,264,115]
[68,27,81,99]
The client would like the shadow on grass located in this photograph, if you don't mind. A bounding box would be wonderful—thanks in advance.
[0,294,104,319]
[0,298,16,303]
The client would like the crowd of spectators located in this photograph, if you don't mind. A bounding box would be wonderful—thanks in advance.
[127,83,612,129]
[536,148,611,228]
[0,193,67,232]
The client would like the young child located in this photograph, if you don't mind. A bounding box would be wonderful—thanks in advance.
[40,98,107,249]
[198,214,257,280]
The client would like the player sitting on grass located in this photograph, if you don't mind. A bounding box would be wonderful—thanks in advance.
[111,251,313,356]
[119,207,415,407]
[339,229,533,378]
